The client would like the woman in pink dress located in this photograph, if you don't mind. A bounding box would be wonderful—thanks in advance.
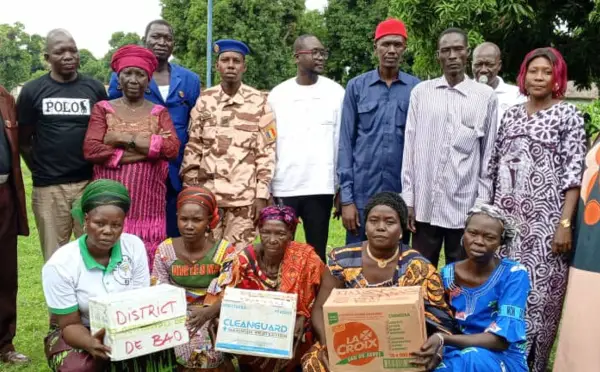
[83,45,180,267]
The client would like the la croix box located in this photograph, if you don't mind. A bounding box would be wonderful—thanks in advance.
[323,286,427,372]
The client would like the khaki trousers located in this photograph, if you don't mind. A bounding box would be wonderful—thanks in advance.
[32,180,89,261]
[211,206,256,245]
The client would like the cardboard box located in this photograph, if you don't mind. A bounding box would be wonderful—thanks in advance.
[215,287,297,359]
[323,286,426,372]
[102,317,189,361]
[89,284,189,361]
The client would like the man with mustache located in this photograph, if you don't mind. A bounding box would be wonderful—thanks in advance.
[402,28,498,268]
[17,29,107,262]
[108,20,201,239]
[337,18,419,245]
[472,42,526,128]
[267,34,345,261]
[0,85,30,365]
[181,39,276,246]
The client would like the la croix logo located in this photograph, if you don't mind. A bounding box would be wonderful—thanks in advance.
[333,322,382,366]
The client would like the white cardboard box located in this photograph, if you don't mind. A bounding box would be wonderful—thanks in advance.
[89,284,189,361]
[215,287,297,359]
[100,317,189,361]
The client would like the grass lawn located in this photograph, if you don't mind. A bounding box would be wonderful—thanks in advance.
[3,165,557,371]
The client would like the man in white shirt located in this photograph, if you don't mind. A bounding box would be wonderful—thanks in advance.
[472,42,526,125]
[402,28,498,268]
[268,34,345,261]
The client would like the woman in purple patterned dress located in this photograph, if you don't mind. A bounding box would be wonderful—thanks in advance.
[489,47,586,372]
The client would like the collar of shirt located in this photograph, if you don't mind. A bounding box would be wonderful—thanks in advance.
[78,235,123,272]
[435,74,474,97]
[217,83,250,105]
[367,69,409,87]
[148,63,185,102]
[494,76,511,93]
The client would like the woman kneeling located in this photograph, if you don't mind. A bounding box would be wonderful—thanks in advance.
[303,192,456,371]
[214,205,325,371]
[152,186,236,371]
[42,179,175,371]
[414,204,531,371]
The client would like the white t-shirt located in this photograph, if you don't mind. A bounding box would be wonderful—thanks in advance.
[159,85,170,102]
[268,76,345,197]
[495,77,527,127]
[42,233,150,326]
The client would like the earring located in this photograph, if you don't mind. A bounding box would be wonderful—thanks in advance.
[145,87,151,94]
[117,84,122,91]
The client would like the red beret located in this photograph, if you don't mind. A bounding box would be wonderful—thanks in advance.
[111,45,158,77]
[375,18,408,41]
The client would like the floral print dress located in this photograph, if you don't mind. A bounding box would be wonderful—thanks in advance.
[489,101,586,372]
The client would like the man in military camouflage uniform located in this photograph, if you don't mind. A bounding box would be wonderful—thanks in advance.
[181,39,276,245]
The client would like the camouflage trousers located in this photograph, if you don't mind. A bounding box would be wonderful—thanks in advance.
[211,206,256,245]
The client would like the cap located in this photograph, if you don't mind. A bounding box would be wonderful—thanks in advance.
[214,39,250,56]
[375,18,408,41]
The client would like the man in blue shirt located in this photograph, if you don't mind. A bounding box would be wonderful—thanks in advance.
[108,20,201,237]
[337,18,420,244]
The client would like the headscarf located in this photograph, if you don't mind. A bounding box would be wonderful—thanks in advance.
[71,179,131,225]
[258,206,299,234]
[467,203,518,246]
[177,186,220,229]
[110,44,158,77]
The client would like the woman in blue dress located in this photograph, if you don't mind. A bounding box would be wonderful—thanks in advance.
[412,204,530,371]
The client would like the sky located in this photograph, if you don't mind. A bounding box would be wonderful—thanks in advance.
[1,0,328,58]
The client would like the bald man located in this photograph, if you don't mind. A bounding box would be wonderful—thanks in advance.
[17,29,107,261]
[472,42,526,126]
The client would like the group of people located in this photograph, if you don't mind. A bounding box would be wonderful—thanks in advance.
[0,12,597,372]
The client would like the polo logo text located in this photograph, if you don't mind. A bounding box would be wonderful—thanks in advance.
[42,98,91,116]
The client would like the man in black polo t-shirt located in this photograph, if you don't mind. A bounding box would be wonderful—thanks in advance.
[17,29,107,261]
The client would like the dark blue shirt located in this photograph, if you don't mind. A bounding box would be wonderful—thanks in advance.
[108,63,201,192]
[337,69,420,209]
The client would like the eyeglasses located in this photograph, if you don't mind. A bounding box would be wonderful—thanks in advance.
[295,49,329,60]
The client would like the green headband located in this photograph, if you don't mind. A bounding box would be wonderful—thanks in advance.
[72,179,131,224]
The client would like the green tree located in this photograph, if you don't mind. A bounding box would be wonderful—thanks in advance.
[298,10,327,42]
[389,0,600,87]
[27,33,46,74]
[0,23,33,91]
[106,32,142,53]
[323,0,390,84]
[78,48,110,84]
[161,0,305,90]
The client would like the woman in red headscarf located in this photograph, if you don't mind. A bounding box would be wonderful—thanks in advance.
[211,205,325,372]
[151,186,237,371]
[83,45,180,268]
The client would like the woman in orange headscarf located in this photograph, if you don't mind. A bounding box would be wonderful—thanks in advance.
[83,45,180,268]
[151,186,237,371]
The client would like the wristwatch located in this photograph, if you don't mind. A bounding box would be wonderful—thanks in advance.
[559,218,571,228]
[127,135,136,150]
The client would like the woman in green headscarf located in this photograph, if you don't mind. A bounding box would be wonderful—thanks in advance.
[42,179,176,371]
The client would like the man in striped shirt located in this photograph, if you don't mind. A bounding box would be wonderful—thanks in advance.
[401,28,498,268]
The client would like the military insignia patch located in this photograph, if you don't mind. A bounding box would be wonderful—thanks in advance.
[213,44,220,53]
[261,122,277,143]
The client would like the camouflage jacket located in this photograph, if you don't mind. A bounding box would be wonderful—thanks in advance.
[181,83,276,207]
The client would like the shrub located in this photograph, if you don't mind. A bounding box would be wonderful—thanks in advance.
[579,100,600,144]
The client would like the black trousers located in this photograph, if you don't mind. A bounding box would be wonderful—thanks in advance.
[413,222,465,268]
[0,183,18,354]
[276,195,333,262]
